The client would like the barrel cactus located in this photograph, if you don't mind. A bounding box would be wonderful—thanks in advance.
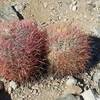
[47,22,92,76]
[0,20,48,82]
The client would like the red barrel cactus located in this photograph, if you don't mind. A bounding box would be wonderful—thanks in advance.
[47,22,92,76]
[0,20,48,82]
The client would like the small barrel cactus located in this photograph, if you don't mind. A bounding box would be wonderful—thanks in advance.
[0,20,48,82]
[47,22,92,76]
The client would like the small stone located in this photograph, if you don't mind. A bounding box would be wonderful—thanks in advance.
[96,95,100,100]
[72,5,78,11]
[60,78,65,84]
[93,71,100,84]
[33,89,37,95]
[63,85,82,95]
[8,87,13,94]
[70,0,78,12]
[81,89,96,100]
[43,2,48,8]
[50,76,54,81]
[58,16,61,20]
[0,4,17,21]
[65,76,77,86]
[92,26,100,37]
[9,81,18,90]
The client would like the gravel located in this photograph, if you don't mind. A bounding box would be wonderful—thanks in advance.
[0,0,100,100]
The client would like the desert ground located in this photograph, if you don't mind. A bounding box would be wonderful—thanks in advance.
[0,0,100,100]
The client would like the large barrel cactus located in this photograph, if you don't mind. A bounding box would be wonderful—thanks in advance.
[47,22,92,76]
[0,20,48,82]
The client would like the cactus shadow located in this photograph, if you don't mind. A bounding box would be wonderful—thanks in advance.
[0,90,12,100]
[87,36,100,70]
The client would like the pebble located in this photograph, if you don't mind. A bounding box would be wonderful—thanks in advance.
[93,70,100,84]
[70,0,78,11]
[43,2,48,8]
[81,89,96,100]
[97,95,100,100]
[72,5,78,11]
[9,81,18,90]
[8,81,18,93]
[33,89,38,95]
[64,85,82,94]
[65,76,77,86]
[50,76,54,81]
[8,86,13,94]
[92,26,100,37]
[0,4,17,21]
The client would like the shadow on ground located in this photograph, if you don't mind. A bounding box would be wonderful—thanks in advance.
[87,36,100,70]
[0,90,12,100]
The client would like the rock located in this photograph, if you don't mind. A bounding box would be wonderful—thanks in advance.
[93,70,100,88]
[33,89,38,95]
[43,2,48,8]
[56,94,79,100]
[8,81,18,93]
[70,0,78,11]
[8,86,13,94]
[92,26,100,37]
[9,81,18,90]
[11,0,28,11]
[63,76,81,94]
[72,5,78,11]
[65,76,77,86]
[50,76,54,81]
[0,3,18,21]
[97,95,100,100]
[81,89,96,100]
[63,85,82,94]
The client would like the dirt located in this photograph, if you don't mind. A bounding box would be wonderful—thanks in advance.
[0,0,100,100]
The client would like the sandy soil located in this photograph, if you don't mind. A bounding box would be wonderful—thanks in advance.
[0,0,100,100]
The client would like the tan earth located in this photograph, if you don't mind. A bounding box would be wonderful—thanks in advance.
[0,0,100,100]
